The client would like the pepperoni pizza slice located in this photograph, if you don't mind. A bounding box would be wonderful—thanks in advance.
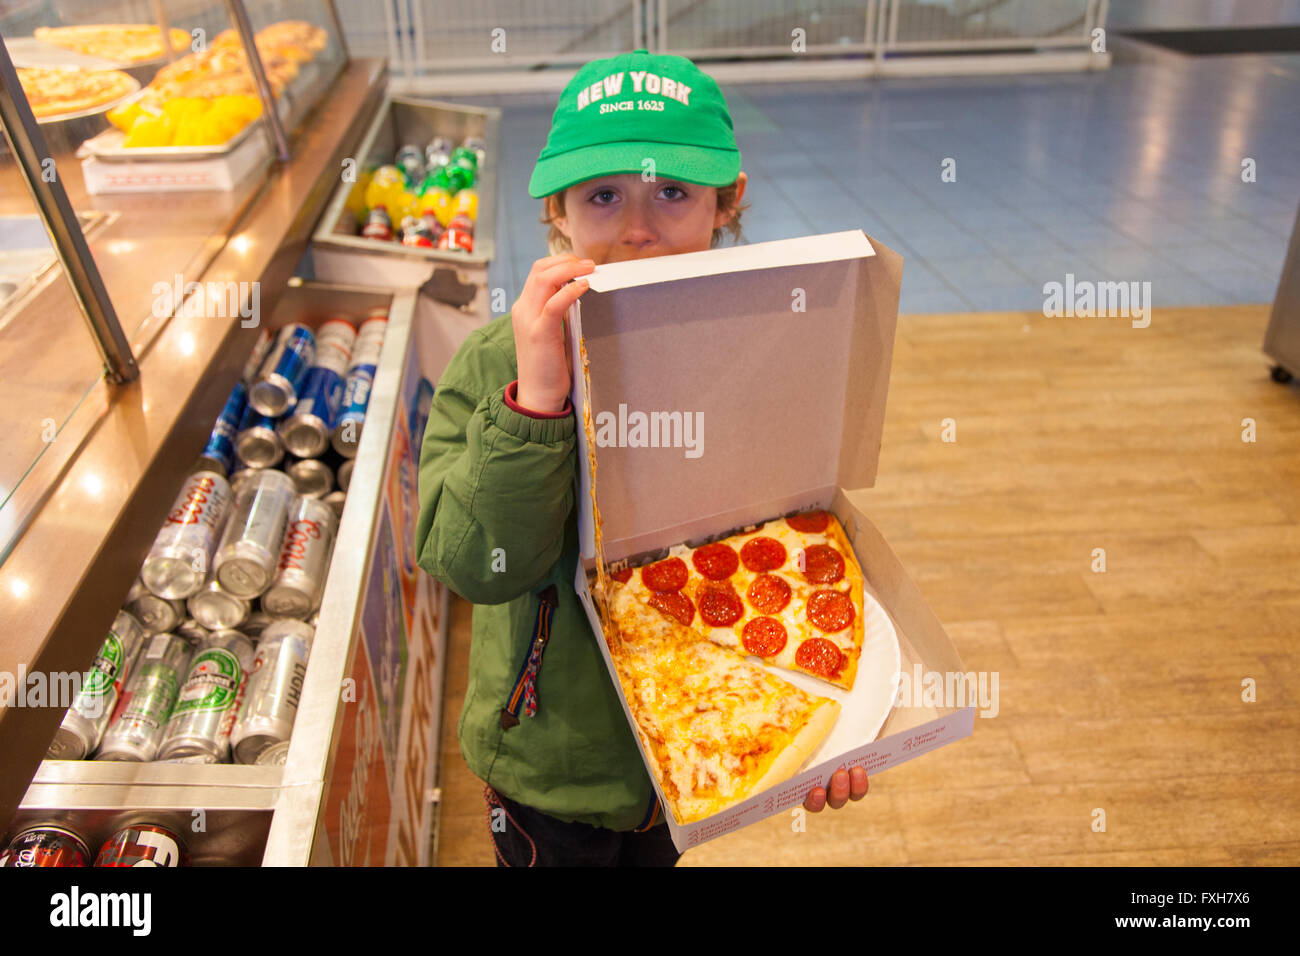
[608,510,865,691]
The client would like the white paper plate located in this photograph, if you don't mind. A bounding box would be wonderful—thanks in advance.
[758,582,901,768]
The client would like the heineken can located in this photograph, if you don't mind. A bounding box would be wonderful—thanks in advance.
[232,619,314,764]
[278,319,356,458]
[48,610,147,759]
[331,316,387,458]
[214,468,296,598]
[234,404,284,470]
[158,630,256,762]
[285,456,334,499]
[96,632,194,761]
[126,577,185,634]
[187,577,250,631]
[262,497,338,619]
[249,323,317,417]
[140,471,233,600]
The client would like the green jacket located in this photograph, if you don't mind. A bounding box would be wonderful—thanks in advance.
[415,312,660,831]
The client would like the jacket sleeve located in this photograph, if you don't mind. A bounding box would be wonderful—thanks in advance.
[415,337,577,606]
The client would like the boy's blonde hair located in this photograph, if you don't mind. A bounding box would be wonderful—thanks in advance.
[540,179,749,255]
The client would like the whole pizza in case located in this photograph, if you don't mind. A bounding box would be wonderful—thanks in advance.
[594,509,868,825]
[33,24,191,64]
[16,67,137,119]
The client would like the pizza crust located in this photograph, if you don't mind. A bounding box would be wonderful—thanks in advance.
[747,698,841,799]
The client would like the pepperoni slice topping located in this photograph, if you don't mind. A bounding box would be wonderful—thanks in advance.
[649,590,694,626]
[807,589,855,633]
[800,544,845,584]
[787,510,830,533]
[746,574,792,615]
[641,557,688,592]
[740,536,786,573]
[611,567,633,584]
[795,637,844,678]
[692,542,739,581]
[697,583,743,628]
[741,617,788,658]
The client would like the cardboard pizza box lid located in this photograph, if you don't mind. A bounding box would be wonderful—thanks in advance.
[568,230,903,564]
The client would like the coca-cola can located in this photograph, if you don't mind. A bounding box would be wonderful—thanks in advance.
[140,471,233,600]
[232,619,314,764]
[214,469,296,598]
[0,826,91,867]
[262,497,338,619]
[187,578,250,631]
[157,630,256,762]
[126,577,186,634]
[285,456,334,499]
[48,610,147,760]
[95,824,189,867]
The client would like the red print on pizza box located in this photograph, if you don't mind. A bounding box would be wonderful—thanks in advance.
[567,231,975,852]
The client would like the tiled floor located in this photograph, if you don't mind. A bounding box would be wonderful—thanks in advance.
[450,47,1299,314]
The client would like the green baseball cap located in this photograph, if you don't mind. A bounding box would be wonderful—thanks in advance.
[528,49,741,199]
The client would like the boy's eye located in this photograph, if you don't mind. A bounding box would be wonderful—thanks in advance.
[590,188,618,204]
[660,185,687,199]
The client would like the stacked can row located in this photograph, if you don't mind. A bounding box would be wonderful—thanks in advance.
[49,609,314,767]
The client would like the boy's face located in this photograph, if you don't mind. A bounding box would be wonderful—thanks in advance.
[551,172,747,264]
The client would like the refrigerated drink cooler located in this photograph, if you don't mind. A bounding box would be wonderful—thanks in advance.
[7,281,484,865]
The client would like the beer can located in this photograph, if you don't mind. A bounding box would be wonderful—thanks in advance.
[158,630,256,762]
[262,497,338,619]
[234,403,284,470]
[285,456,333,499]
[187,577,250,632]
[323,490,346,518]
[0,826,91,867]
[241,327,274,383]
[249,323,317,417]
[140,471,233,600]
[256,740,291,766]
[279,319,356,458]
[175,618,210,646]
[336,458,353,493]
[232,619,314,764]
[126,577,186,634]
[214,468,296,598]
[95,824,189,867]
[96,632,194,762]
[48,610,147,760]
[239,611,275,640]
[332,316,387,458]
[196,380,248,476]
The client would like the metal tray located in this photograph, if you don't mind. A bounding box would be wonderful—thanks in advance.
[76,92,290,162]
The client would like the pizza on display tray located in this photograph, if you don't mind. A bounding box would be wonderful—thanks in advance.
[16,66,137,119]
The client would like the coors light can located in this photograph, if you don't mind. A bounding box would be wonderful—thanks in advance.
[140,471,232,600]
[213,468,296,598]
[262,497,338,618]
[232,619,314,764]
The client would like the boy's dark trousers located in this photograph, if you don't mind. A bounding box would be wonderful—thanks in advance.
[485,786,680,867]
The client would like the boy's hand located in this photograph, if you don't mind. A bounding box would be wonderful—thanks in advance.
[804,767,868,812]
[513,254,595,414]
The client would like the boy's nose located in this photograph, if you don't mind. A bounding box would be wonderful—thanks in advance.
[619,209,657,248]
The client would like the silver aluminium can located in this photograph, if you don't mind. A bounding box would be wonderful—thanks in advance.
[48,610,146,760]
[285,457,333,499]
[262,497,338,619]
[234,415,284,470]
[140,471,233,600]
[336,458,353,493]
[239,611,275,641]
[158,630,256,761]
[95,632,194,761]
[322,490,346,518]
[175,618,210,646]
[126,576,185,634]
[214,468,296,598]
[187,577,250,631]
[249,323,317,417]
[255,740,291,766]
[232,619,315,764]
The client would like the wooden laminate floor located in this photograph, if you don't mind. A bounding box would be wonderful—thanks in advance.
[434,304,1300,866]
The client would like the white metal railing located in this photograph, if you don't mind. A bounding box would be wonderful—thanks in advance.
[339,0,1104,76]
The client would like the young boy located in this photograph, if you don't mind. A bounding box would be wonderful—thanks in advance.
[415,49,867,867]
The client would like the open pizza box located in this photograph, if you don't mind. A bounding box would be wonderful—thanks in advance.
[568,230,976,852]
